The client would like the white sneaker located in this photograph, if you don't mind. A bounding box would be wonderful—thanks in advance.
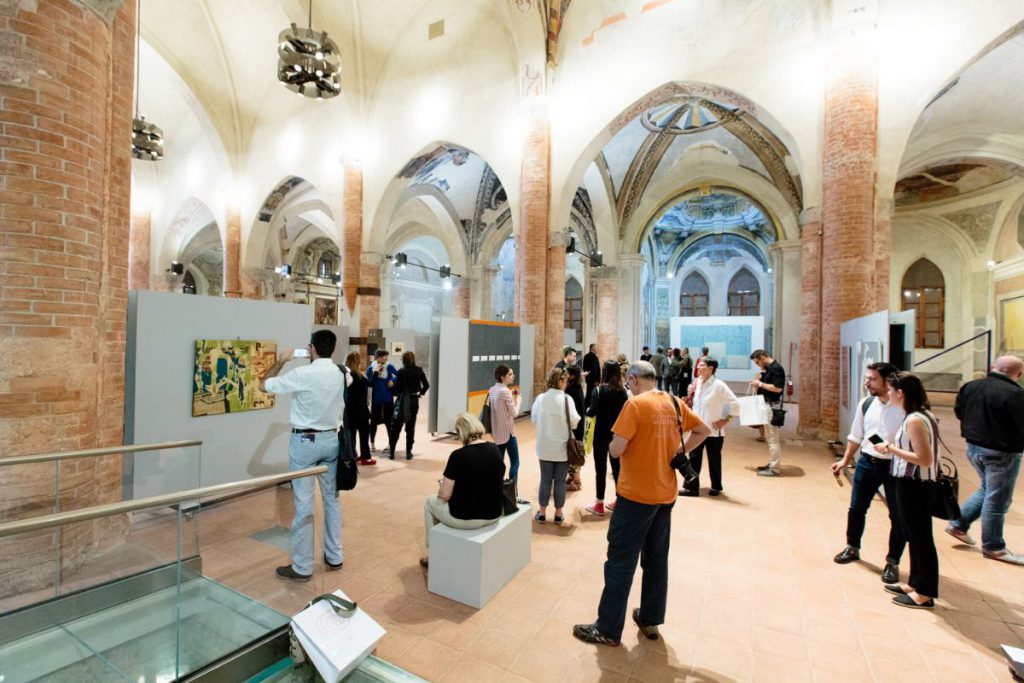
[983,549,1024,566]
[944,525,976,546]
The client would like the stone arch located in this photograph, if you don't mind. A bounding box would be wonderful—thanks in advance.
[554,80,807,254]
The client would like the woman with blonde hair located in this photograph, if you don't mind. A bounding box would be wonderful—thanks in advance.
[420,412,505,568]
[531,367,581,524]
[344,352,374,465]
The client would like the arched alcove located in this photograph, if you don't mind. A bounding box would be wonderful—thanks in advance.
[565,277,584,344]
[384,235,454,332]
[679,272,709,316]
[901,258,946,349]
[727,268,761,316]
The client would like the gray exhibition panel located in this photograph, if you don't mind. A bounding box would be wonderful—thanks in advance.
[125,291,314,498]
[434,318,470,434]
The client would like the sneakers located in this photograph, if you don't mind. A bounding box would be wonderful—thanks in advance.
[833,546,860,564]
[275,565,311,582]
[606,501,616,511]
[534,511,546,524]
[944,525,976,546]
[756,468,780,477]
[983,549,1024,565]
[632,608,660,640]
[881,563,899,585]
[553,514,565,525]
[572,623,620,647]
[585,502,606,516]
[324,553,343,571]
[357,458,377,466]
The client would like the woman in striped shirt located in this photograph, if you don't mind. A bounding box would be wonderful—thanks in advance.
[879,372,939,610]
[487,365,521,481]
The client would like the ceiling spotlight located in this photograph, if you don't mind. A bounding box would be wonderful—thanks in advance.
[131,0,164,161]
[667,271,674,279]
[442,279,452,290]
[986,259,997,270]
[439,265,451,279]
[565,236,576,254]
[393,252,408,268]
[167,261,183,275]
[590,251,603,267]
[277,2,341,100]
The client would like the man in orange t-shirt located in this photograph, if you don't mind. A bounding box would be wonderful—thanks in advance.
[573,360,710,646]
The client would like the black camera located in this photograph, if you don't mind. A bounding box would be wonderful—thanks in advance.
[670,451,699,483]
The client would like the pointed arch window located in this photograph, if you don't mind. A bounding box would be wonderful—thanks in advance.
[902,259,945,348]
[727,268,759,316]
[680,272,709,316]
[565,277,583,343]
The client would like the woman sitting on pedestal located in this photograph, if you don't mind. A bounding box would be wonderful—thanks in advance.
[420,412,505,569]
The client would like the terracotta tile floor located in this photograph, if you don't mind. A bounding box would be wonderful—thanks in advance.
[197,404,1024,682]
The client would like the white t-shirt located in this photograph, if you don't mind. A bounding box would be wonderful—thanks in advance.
[848,395,905,460]
[265,358,351,430]
[530,388,581,462]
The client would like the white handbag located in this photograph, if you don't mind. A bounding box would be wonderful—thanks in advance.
[291,589,386,682]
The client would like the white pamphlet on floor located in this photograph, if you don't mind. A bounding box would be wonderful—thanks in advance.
[291,589,386,683]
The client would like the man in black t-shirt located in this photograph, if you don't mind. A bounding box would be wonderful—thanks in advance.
[749,349,786,476]
[420,413,505,568]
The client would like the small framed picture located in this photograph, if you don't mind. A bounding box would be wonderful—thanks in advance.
[313,297,338,326]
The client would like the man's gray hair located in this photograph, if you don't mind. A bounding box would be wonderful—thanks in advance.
[627,360,656,380]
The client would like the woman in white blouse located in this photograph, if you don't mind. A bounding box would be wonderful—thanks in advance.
[530,367,581,525]
[680,358,739,497]
[879,372,939,609]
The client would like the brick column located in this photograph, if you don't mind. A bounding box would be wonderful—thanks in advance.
[128,209,151,290]
[358,252,383,342]
[223,207,241,297]
[798,208,822,435]
[342,164,362,313]
[874,195,893,310]
[516,112,550,394]
[0,0,136,591]
[819,20,879,436]
[546,232,568,367]
[454,279,470,319]
[592,266,618,362]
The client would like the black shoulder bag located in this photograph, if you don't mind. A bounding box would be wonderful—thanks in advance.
[922,412,959,520]
[336,365,358,492]
[667,394,699,482]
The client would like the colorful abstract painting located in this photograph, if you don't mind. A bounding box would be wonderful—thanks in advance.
[193,340,277,417]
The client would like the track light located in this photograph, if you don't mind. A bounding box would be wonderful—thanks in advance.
[275,264,292,278]
[167,261,184,275]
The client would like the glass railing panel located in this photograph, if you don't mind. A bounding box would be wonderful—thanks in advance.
[0,623,133,683]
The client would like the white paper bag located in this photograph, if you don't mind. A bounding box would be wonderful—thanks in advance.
[291,589,386,683]
[737,395,769,426]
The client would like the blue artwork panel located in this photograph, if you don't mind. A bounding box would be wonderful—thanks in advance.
[678,324,753,369]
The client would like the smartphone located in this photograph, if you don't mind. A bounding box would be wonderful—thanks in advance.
[833,471,844,487]
[294,348,309,358]
[867,434,884,445]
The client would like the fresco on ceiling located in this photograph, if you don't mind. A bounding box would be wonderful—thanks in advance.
[258,176,305,222]
[895,163,1015,206]
[397,144,470,191]
[651,192,772,241]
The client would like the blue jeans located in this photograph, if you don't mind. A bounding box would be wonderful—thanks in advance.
[497,435,520,481]
[951,444,1022,552]
[846,454,905,564]
[595,496,673,641]
[538,460,569,508]
[289,432,342,575]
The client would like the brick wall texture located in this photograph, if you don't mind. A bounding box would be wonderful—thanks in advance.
[128,208,149,289]
[1,0,136,596]
[516,114,550,396]
[818,31,880,436]
[798,223,822,434]
[223,207,241,297]
[342,165,362,313]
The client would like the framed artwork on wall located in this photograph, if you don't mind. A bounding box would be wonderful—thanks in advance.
[999,294,1024,357]
[193,340,277,416]
[314,297,338,326]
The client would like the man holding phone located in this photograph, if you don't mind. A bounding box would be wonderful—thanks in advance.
[367,350,398,454]
[830,362,906,584]
[260,330,351,581]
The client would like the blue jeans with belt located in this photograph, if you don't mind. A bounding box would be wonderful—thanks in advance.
[951,444,1022,552]
[847,453,906,564]
[289,431,342,575]
[595,495,673,641]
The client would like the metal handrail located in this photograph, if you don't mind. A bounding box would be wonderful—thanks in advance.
[1,440,203,467]
[0,466,327,537]
[914,330,991,370]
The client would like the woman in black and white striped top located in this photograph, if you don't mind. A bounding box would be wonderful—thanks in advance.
[879,372,939,609]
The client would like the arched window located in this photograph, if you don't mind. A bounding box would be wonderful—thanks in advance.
[679,272,709,316]
[902,258,945,348]
[727,268,760,316]
[565,277,583,343]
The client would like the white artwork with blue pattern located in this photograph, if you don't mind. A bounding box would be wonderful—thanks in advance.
[670,316,765,382]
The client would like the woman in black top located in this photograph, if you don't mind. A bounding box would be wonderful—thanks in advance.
[565,365,586,491]
[584,360,629,516]
[344,352,374,465]
[389,351,430,460]
[420,412,504,568]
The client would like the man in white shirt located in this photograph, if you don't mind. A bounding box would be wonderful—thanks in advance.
[830,362,906,585]
[260,330,352,581]
[680,358,738,497]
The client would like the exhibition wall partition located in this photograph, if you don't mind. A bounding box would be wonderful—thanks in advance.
[838,310,891,440]
[125,291,323,498]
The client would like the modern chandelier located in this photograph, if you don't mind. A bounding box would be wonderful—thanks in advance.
[131,0,164,161]
[277,0,341,99]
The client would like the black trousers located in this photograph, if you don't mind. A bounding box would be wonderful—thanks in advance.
[592,440,621,500]
[677,378,690,398]
[347,413,371,460]
[684,436,723,492]
[369,400,393,445]
[895,477,939,598]
[389,396,419,454]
